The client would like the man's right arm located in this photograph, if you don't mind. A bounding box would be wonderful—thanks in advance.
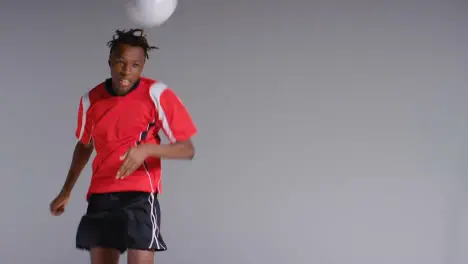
[59,141,94,196]
[60,92,95,195]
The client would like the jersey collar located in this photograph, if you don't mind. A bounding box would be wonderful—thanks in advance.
[105,78,140,96]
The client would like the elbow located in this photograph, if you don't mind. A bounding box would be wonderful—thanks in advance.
[186,146,195,160]
[177,139,195,160]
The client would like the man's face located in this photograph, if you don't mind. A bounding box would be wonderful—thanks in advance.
[109,43,145,95]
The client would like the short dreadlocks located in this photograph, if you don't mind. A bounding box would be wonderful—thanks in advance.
[107,28,158,59]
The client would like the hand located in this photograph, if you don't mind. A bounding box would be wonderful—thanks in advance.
[50,191,70,216]
[117,145,149,179]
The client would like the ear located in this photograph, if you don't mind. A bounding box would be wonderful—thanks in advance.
[108,59,111,66]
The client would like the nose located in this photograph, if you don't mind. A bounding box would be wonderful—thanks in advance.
[120,63,132,76]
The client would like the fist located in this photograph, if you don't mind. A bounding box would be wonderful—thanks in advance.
[50,191,70,216]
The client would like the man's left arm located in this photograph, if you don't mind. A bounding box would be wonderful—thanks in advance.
[142,85,197,160]
[117,87,197,178]
[147,87,198,160]
[141,139,195,160]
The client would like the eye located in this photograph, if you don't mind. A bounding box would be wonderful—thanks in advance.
[133,63,140,68]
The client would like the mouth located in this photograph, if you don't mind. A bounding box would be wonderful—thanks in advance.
[119,79,131,87]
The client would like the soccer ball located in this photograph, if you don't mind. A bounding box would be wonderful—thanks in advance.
[125,0,178,28]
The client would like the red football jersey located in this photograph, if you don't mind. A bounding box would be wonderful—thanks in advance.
[75,77,197,199]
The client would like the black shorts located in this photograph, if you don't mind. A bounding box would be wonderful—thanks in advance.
[75,191,167,253]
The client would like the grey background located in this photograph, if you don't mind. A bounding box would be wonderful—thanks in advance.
[1,0,468,264]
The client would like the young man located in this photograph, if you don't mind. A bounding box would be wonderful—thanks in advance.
[49,29,197,264]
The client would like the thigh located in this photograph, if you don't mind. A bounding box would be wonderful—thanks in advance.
[127,249,154,264]
[121,192,167,252]
[91,247,120,264]
[76,193,127,253]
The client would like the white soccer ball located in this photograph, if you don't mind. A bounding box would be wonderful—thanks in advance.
[125,0,178,28]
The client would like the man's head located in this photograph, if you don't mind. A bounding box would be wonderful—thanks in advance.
[107,29,158,95]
